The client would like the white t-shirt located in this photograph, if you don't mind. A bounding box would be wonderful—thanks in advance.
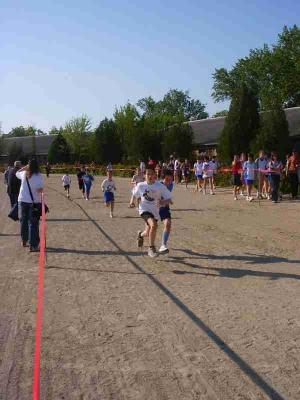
[243,161,255,180]
[101,179,116,192]
[132,181,172,220]
[62,175,71,186]
[202,162,213,178]
[194,162,203,175]
[132,174,144,186]
[174,159,180,170]
[16,170,44,203]
[210,160,218,172]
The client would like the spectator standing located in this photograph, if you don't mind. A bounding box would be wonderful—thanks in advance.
[45,162,51,178]
[268,152,283,203]
[16,160,44,252]
[7,161,22,208]
[286,150,300,199]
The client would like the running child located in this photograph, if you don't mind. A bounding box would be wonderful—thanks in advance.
[194,158,203,192]
[202,156,214,195]
[101,170,116,218]
[62,171,71,198]
[232,155,242,200]
[82,168,94,200]
[243,154,255,202]
[128,167,144,208]
[158,170,174,254]
[132,166,172,258]
[77,166,86,198]
[211,156,218,189]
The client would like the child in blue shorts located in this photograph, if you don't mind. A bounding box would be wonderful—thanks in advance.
[101,170,116,218]
[158,169,174,254]
[82,169,94,200]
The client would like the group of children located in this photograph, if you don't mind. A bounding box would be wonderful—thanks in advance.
[232,151,283,203]
[193,155,218,195]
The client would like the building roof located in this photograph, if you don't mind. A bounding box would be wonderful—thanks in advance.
[189,107,300,146]
[2,135,57,155]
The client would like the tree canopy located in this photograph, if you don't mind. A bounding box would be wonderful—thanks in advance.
[212,25,300,109]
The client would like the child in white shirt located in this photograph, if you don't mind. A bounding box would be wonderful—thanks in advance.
[101,170,116,218]
[202,156,214,195]
[62,171,71,198]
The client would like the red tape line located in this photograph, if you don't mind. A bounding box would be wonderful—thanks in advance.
[33,194,46,400]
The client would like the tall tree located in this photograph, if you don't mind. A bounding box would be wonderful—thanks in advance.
[212,110,228,118]
[212,25,300,109]
[48,126,64,135]
[251,104,290,160]
[63,115,92,162]
[93,118,122,164]
[162,118,194,160]
[218,83,260,163]
[48,133,71,164]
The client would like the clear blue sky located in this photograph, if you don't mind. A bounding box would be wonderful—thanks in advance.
[1,0,298,133]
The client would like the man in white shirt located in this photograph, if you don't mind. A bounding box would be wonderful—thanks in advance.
[132,167,172,258]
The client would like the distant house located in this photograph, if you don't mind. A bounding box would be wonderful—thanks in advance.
[188,107,300,155]
[1,135,58,163]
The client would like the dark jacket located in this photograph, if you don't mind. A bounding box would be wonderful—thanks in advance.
[7,168,21,195]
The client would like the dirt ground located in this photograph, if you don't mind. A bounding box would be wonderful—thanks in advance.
[1,174,300,400]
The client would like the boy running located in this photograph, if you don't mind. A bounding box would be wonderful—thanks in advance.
[82,169,94,200]
[77,166,86,198]
[62,171,71,198]
[101,170,116,217]
[133,166,172,258]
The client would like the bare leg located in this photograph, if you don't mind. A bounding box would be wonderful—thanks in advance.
[147,219,157,247]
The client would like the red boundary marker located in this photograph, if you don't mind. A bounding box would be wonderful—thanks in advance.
[32,193,46,400]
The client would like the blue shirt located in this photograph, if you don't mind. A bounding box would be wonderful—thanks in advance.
[83,174,94,186]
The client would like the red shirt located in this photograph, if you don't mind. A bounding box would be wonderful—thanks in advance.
[232,161,242,174]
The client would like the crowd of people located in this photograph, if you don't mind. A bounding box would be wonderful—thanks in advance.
[3,148,300,258]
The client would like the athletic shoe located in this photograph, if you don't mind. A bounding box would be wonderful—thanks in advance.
[246,196,249,201]
[67,194,70,199]
[110,212,114,218]
[82,194,85,199]
[137,230,144,247]
[249,197,254,202]
[159,245,169,254]
[148,247,158,258]
[86,197,89,201]
[267,195,271,200]
[234,197,237,201]
[29,246,40,253]
[210,191,215,195]
[22,241,28,247]
[272,200,278,204]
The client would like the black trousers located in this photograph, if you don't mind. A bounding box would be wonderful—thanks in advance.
[269,175,280,202]
[289,173,299,198]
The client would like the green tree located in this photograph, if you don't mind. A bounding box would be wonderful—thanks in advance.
[251,104,290,160]
[162,119,194,160]
[0,135,6,157]
[212,25,300,109]
[138,89,208,122]
[8,142,23,166]
[212,110,228,118]
[48,133,71,164]
[48,126,64,135]
[218,83,260,163]
[7,126,27,137]
[63,115,92,162]
[93,118,122,164]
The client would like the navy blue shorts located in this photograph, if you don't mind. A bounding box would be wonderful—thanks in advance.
[159,207,171,221]
[104,192,114,203]
[195,174,202,180]
[246,179,254,185]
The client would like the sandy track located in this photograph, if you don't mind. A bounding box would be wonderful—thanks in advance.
[1,175,300,400]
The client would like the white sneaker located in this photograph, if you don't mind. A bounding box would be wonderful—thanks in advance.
[267,195,271,200]
[159,245,169,254]
[210,191,215,195]
[246,196,249,201]
[110,212,114,218]
[249,197,254,202]
[234,197,237,201]
[148,247,158,258]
